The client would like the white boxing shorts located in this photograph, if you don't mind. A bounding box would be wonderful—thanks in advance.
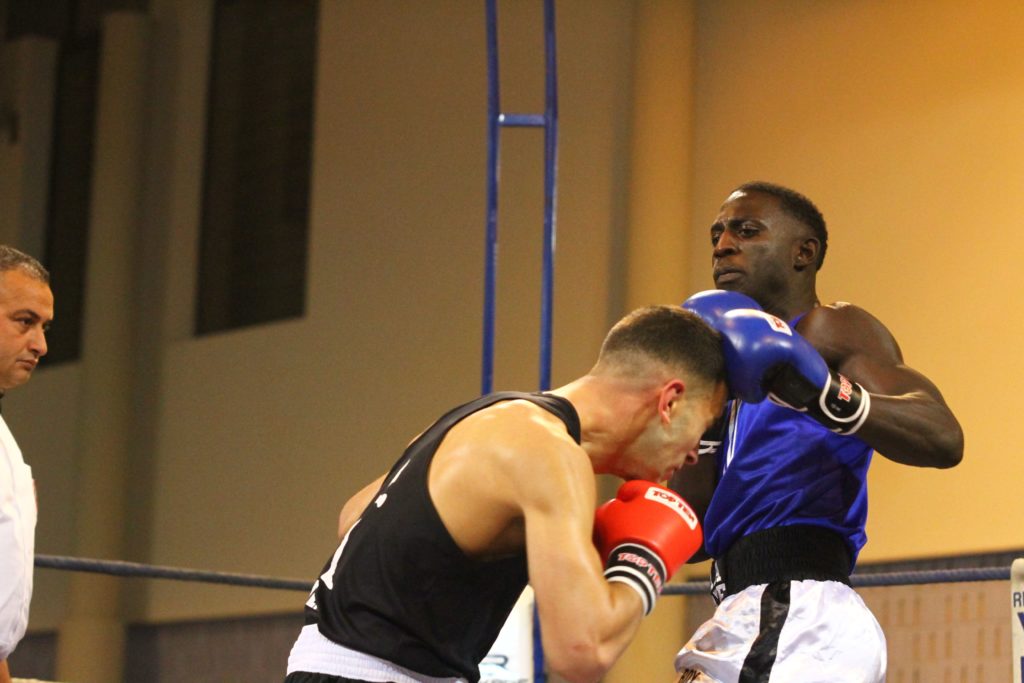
[674,579,886,683]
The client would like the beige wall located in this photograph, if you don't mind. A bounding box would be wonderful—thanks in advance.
[3,0,1020,676]
[125,0,636,624]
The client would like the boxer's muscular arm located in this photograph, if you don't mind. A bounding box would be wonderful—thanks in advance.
[430,402,673,682]
[514,433,646,683]
[798,304,963,468]
[441,404,646,683]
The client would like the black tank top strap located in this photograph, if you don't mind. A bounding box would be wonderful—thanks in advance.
[529,392,581,444]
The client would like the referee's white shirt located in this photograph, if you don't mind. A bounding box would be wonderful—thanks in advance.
[0,414,35,660]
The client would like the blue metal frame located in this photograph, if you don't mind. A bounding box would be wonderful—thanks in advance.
[482,0,501,396]
[538,0,559,394]
[482,0,559,396]
[483,3,558,682]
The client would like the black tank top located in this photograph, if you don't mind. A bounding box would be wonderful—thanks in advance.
[303,391,581,682]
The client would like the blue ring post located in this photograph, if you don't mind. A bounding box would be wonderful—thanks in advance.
[482,0,558,398]
[538,0,558,394]
[482,0,501,396]
[483,2,558,681]
[534,6,558,682]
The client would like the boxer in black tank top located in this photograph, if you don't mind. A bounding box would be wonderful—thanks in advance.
[305,392,577,680]
[284,306,727,683]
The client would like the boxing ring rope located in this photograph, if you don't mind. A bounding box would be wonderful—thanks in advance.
[32,554,1024,680]
[34,553,1012,594]
[664,566,1013,596]
[34,554,311,592]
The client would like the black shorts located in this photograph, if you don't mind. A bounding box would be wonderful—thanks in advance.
[284,673,379,683]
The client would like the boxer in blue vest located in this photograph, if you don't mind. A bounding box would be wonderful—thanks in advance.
[670,182,963,683]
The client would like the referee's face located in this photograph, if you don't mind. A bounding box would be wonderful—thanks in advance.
[0,269,53,391]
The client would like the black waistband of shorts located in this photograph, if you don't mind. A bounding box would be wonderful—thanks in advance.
[284,673,377,683]
[719,525,852,597]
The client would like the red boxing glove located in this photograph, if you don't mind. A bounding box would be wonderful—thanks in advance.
[593,480,702,615]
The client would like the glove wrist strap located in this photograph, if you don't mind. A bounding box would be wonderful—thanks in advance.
[815,371,870,434]
[768,368,870,435]
[603,542,667,616]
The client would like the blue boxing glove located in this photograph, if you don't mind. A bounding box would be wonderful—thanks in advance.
[717,309,871,435]
[683,290,763,401]
[682,289,762,327]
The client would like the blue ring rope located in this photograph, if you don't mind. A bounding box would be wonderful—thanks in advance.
[35,554,311,592]
[663,565,1012,596]
[36,553,1010,593]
